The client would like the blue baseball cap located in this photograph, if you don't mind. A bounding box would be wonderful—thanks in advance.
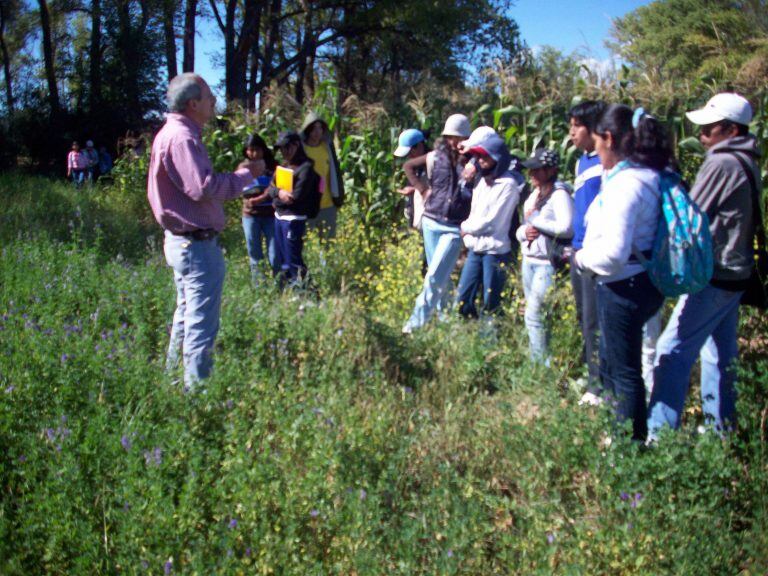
[394,129,425,157]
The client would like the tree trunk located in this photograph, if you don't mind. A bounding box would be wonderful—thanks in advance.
[162,0,178,80]
[89,0,101,112]
[183,0,196,72]
[258,0,280,109]
[0,2,14,116]
[37,0,60,116]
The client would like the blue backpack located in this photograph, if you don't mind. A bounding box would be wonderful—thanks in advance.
[635,170,714,297]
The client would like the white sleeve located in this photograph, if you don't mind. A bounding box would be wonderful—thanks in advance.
[576,174,644,276]
[530,189,574,238]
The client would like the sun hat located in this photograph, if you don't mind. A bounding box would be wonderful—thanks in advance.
[685,93,752,126]
[521,148,560,170]
[441,114,471,138]
[394,129,426,157]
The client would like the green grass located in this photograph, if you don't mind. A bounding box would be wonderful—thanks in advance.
[1,173,767,575]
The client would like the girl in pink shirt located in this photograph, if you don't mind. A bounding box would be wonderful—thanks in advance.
[67,141,88,187]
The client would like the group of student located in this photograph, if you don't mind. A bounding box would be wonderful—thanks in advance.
[236,113,344,285]
[66,139,113,185]
[389,93,762,443]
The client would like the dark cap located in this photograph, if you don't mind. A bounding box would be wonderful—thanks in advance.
[274,130,301,149]
[521,148,560,170]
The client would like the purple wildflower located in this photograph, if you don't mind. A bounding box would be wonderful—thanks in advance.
[18,455,26,463]
[164,560,173,575]
[309,509,320,518]
[225,399,234,410]
[60,353,70,363]
[153,447,163,465]
[245,547,252,557]
[45,428,56,442]
[228,518,238,529]
[619,491,630,501]
[141,560,149,570]
[359,489,367,501]
[5,385,14,394]
[446,549,454,558]
[547,533,555,545]
[121,435,132,451]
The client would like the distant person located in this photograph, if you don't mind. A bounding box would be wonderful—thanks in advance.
[457,132,524,320]
[67,141,88,187]
[269,130,321,287]
[300,112,345,237]
[147,72,261,390]
[241,133,279,282]
[516,148,574,364]
[648,93,761,438]
[401,114,472,333]
[83,140,99,181]
[98,146,113,176]
[575,105,674,441]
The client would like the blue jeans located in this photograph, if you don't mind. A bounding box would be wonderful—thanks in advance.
[597,272,664,440]
[164,231,226,389]
[647,284,742,436]
[71,169,86,187]
[242,215,278,278]
[522,258,555,363]
[457,251,512,318]
[274,218,307,286]
[404,217,462,331]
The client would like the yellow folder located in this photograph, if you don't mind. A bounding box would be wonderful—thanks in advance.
[275,166,294,193]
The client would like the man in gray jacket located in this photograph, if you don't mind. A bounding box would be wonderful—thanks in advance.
[648,93,762,438]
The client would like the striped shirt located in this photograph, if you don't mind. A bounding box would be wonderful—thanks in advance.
[147,113,251,233]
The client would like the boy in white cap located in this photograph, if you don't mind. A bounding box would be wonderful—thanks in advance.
[394,128,429,229]
[401,114,472,333]
[648,93,763,438]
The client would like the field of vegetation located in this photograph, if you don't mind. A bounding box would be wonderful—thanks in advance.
[2,91,768,574]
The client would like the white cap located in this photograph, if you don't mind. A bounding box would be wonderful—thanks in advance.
[86,140,94,147]
[459,126,496,150]
[686,93,752,126]
[441,114,471,138]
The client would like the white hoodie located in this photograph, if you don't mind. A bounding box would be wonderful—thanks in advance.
[461,173,522,254]
[575,163,660,283]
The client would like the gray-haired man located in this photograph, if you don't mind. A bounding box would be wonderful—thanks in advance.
[148,73,261,390]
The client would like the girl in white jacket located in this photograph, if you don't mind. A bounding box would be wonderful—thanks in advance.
[516,148,574,364]
[457,133,525,318]
[574,105,673,441]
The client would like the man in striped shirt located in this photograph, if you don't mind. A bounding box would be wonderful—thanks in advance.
[147,73,261,390]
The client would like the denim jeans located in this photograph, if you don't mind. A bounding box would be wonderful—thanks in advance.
[274,218,307,286]
[164,231,226,389]
[404,216,462,331]
[71,169,86,187]
[242,215,278,279]
[596,272,664,440]
[570,253,600,392]
[457,251,512,318]
[647,284,742,436]
[522,257,555,363]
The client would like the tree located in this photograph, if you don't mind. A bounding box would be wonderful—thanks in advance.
[609,0,756,86]
[38,0,61,116]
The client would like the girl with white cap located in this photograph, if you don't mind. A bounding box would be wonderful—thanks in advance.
[401,114,472,333]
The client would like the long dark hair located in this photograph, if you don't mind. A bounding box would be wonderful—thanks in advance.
[595,104,674,172]
[243,133,277,172]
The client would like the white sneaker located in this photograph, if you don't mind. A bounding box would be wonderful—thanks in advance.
[578,391,603,406]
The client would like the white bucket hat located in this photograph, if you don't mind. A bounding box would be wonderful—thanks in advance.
[686,93,752,126]
[441,114,471,138]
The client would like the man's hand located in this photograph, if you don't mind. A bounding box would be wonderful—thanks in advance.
[278,189,294,203]
[239,158,266,178]
[525,225,540,242]
[397,185,416,196]
[462,162,477,181]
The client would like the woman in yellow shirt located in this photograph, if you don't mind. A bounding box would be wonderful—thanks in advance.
[300,112,345,237]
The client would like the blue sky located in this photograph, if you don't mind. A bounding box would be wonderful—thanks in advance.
[194,0,653,99]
